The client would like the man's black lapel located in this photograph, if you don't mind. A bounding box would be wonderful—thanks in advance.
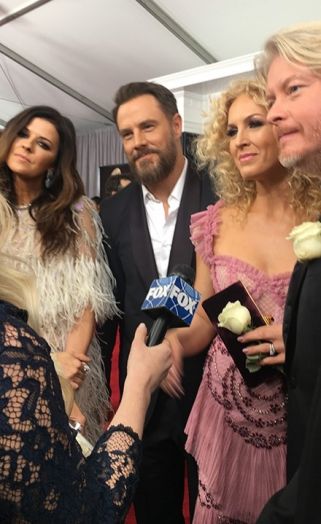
[284,261,308,372]
[168,167,201,273]
[130,185,158,289]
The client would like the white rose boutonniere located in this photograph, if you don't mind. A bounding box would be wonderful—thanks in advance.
[217,300,266,373]
[288,221,321,262]
[218,300,251,335]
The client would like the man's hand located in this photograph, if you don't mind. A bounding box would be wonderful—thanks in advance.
[161,331,184,398]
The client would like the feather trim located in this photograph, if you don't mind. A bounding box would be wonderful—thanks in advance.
[3,196,118,443]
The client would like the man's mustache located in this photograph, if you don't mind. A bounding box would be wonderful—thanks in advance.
[132,147,160,161]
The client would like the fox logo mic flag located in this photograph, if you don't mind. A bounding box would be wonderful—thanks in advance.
[141,265,200,346]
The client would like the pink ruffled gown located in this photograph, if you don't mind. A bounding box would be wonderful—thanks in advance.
[186,201,289,524]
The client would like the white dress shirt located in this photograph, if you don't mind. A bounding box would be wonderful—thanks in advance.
[142,158,188,278]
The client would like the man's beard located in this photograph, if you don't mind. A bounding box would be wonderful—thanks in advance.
[279,153,305,169]
[280,149,321,174]
[279,122,321,174]
[128,137,177,186]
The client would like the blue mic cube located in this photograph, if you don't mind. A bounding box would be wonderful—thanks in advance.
[141,275,200,327]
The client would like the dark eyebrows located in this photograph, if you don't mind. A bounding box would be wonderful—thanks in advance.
[140,118,157,127]
[39,136,53,145]
[227,112,266,127]
[119,119,157,136]
[24,124,54,145]
[119,127,131,137]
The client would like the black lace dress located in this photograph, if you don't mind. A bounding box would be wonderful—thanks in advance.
[0,300,142,523]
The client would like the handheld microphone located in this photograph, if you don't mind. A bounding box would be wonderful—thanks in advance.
[141,264,200,346]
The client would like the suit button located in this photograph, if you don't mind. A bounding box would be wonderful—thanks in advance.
[289,376,296,388]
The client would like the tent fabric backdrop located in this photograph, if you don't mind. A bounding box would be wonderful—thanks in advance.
[76,125,126,197]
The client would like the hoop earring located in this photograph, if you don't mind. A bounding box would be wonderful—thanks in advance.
[45,168,55,189]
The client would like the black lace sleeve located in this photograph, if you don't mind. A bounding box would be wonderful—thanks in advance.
[0,303,142,523]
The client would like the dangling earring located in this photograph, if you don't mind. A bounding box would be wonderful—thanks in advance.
[45,168,55,189]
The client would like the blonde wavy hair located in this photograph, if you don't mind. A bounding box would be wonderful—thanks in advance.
[196,78,270,214]
[257,21,321,80]
[0,195,39,332]
[196,76,321,220]
[255,20,321,220]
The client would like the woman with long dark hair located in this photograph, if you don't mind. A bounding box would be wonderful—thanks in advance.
[0,106,117,441]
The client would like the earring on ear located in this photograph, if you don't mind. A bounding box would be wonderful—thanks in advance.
[45,168,55,189]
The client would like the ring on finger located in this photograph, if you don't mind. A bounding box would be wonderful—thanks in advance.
[269,342,277,357]
[82,363,90,375]
[69,420,82,432]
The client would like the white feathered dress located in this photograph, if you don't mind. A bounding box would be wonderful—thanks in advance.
[3,197,118,442]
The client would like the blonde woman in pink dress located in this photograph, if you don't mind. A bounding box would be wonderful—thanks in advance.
[163,78,320,523]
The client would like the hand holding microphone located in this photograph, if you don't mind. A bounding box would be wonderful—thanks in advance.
[127,323,172,396]
[116,324,172,437]
[141,264,200,344]
[140,265,200,397]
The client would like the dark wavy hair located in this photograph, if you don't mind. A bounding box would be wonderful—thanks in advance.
[0,106,85,258]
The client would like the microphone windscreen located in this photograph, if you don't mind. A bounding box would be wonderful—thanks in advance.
[170,264,195,286]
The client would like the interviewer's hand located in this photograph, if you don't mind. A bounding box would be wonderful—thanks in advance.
[110,324,172,438]
[238,323,285,366]
[127,323,172,395]
[51,351,91,389]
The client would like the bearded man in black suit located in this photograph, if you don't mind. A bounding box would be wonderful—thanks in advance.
[243,22,321,524]
[100,81,215,524]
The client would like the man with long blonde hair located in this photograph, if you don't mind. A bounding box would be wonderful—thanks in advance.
[256,21,321,524]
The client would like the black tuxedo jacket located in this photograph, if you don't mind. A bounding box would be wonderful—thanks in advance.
[257,257,321,523]
[101,165,215,440]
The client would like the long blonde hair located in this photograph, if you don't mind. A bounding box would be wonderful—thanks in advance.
[257,21,321,80]
[0,195,39,332]
[255,21,321,219]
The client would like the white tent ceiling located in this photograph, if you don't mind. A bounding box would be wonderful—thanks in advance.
[1,0,321,132]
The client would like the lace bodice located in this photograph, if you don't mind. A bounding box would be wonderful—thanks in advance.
[0,301,141,523]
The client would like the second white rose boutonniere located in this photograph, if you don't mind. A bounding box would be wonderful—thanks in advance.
[288,221,321,262]
[218,300,251,335]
